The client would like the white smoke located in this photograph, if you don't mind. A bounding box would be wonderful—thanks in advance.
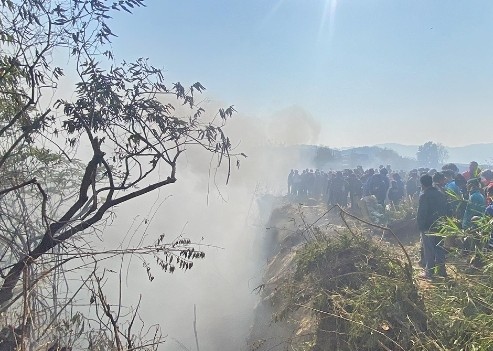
[91,104,322,350]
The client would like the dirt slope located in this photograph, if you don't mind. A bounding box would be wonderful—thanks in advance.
[247,199,423,351]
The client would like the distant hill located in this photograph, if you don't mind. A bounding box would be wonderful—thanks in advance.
[273,144,415,171]
[271,143,493,173]
[375,143,418,159]
[447,144,493,165]
[376,143,493,165]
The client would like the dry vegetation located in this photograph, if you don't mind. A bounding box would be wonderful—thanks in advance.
[252,200,493,351]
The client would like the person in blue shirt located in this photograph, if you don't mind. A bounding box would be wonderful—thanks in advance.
[444,170,461,198]
[443,170,463,218]
[462,178,486,229]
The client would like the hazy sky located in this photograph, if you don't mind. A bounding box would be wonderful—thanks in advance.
[109,0,493,148]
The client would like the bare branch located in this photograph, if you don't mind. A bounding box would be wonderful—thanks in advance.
[0,178,37,196]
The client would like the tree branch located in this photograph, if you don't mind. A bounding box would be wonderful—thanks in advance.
[0,179,37,196]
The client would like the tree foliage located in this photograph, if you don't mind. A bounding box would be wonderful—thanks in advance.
[416,141,448,168]
[0,0,241,349]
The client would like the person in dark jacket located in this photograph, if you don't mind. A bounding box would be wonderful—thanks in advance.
[288,169,294,195]
[390,173,405,204]
[347,172,363,209]
[368,168,389,206]
[406,170,419,198]
[328,171,347,207]
[361,168,375,196]
[417,174,450,279]
[388,180,401,206]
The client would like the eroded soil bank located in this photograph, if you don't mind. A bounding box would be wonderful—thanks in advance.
[246,199,432,351]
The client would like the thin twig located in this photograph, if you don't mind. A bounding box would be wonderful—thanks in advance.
[193,304,200,351]
[335,205,414,281]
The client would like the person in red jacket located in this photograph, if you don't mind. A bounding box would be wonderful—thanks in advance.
[463,161,481,181]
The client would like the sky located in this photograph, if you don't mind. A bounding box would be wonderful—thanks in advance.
[107,0,493,148]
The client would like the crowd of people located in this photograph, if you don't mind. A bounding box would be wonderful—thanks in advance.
[287,161,493,279]
[416,161,493,279]
[288,165,421,208]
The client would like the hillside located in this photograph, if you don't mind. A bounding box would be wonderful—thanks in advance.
[248,197,493,350]
[269,142,493,174]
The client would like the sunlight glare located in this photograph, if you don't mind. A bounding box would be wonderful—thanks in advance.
[318,0,338,43]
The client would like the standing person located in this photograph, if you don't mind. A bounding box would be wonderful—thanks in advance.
[417,174,450,279]
[307,169,316,197]
[481,170,493,204]
[388,180,401,206]
[406,170,419,198]
[486,186,493,207]
[442,163,460,176]
[314,170,323,200]
[328,171,347,207]
[292,170,301,197]
[432,172,447,194]
[361,168,375,196]
[392,173,405,203]
[368,168,389,206]
[444,170,463,218]
[462,178,486,230]
[300,169,309,198]
[453,174,468,221]
[347,172,363,210]
[288,169,294,195]
[444,170,461,197]
[463,161,481,181]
